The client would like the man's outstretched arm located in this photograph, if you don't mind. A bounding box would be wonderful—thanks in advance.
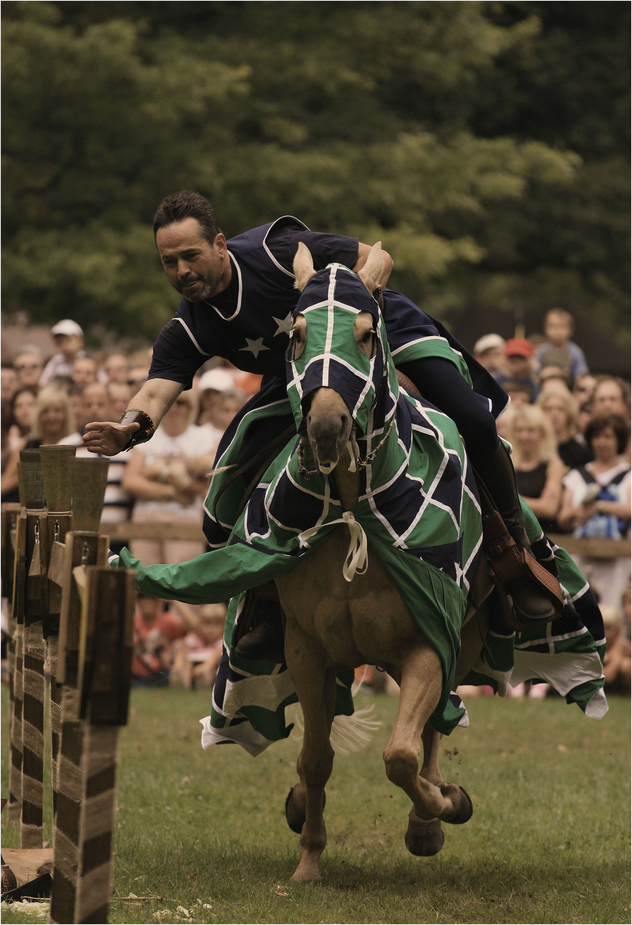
[82,377,183,456]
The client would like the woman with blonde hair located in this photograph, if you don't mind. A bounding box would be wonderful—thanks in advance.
[504,403,566,536]
[2,386,80,499]
[537,383,592,469]
[23,386,79,448]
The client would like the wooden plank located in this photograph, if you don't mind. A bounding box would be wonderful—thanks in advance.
[79,568,135,726]
[547,534,631,559]
[104,520,207,542]
[56,533,102,687]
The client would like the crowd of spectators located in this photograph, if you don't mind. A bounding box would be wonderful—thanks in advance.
[1,319,253,681]
[473,307,631,699]
[1,309,629,695]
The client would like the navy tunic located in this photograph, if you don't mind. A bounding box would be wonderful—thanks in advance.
[147,215,507,419]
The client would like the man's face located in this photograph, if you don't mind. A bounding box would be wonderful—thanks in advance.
[592,381,628,419]
[55,333,83,359]
[83,385,113,422]
[156,218,229,302]
[14,353,43,387]
[107,382,132,419]
[506,354,531,376]
[72,357,98,386]
[545,316,572,347]
[103,354,129,384]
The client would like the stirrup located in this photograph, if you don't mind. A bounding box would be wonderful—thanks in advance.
[482,509,564,632]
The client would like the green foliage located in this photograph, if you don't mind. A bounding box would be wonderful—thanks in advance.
[1,1,629,348]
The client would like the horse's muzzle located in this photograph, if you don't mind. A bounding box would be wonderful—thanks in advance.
[306,387,353,472]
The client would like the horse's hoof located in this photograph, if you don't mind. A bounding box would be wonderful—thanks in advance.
[405,812,445,857]
[285,787,305,834]
[440,783,473,825]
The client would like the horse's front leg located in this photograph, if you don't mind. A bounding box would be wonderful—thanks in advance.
[383,645,469,845]
[283,619,337,882]
[403,612,487,854]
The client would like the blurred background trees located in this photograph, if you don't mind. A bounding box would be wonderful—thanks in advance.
[2,1,629,367]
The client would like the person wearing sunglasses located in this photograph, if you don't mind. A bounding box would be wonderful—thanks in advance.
[13,347,44,390]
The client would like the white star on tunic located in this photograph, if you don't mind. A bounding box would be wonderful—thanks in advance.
[239,337,271,359]
[272,313,293,336]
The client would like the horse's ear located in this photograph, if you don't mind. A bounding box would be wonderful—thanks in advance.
[357,242,384,295]
[293,242,317,292]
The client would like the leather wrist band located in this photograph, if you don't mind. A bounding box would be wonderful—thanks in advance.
[119,409,156,451]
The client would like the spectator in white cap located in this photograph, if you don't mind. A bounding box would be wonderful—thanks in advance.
[473,333,506,375]
[195,367,237,439]
[40,319,86,387]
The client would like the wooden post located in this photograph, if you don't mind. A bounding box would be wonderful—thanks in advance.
[49,561,134,925]
[2,502,22,826]
[18,449,48,848]
[48,533,108,925]
[47,457,108,823]
[8,507,27,826]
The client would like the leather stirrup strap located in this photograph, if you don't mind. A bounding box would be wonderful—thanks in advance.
[474,469,564,632]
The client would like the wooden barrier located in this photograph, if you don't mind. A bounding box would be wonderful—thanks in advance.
[2,452,135,924]
[104,520,631,557]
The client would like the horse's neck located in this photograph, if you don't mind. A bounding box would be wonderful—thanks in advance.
[332,447,360,513]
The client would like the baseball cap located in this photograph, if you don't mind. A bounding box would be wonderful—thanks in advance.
[504,338,534,358]
[51,319,84,338]
[197,369,235,393]
[473,333,505,355]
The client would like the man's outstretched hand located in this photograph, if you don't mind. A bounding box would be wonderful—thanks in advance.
[82,421,140,457]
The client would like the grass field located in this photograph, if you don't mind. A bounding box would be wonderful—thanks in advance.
[2,685,630,924]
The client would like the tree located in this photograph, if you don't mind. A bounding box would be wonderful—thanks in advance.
[2,1,628,354]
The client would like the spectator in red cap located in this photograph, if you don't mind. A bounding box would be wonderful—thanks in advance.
[494,338,540,403]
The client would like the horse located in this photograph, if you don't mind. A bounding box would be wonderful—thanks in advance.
[115,242,607,884]
[274,242,489,882]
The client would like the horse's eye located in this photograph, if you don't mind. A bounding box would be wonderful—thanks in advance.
[354,313,377,359]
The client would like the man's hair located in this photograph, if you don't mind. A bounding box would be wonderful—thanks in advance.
[153,191,221,245]
[544,307,575,330]
[584,413,630,455]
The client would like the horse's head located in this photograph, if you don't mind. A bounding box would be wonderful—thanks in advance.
[287,242,396,475]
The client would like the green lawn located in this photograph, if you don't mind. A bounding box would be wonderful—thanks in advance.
[2,686,630,924]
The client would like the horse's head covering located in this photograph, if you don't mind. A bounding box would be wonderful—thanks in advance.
[286,263,398,439]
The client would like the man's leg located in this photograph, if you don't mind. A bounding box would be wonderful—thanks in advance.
[399,357,560,625]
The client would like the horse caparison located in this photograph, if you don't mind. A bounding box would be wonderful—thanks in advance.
[275,243,489,883]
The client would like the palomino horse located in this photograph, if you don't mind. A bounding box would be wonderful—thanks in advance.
[275,242,488,882]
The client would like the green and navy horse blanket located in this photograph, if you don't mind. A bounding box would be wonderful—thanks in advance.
[114,262,607,755]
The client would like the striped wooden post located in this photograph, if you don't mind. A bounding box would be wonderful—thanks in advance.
[50,561,134,925]
[21,509,47,848]
[8,507,27,826]
[17,450,48,848]
[49,533,108,925]
[39,445,77,832]
[2,502,21,825]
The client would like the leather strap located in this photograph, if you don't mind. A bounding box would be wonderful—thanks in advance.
[119,409,155,451]
[477,476,564,632]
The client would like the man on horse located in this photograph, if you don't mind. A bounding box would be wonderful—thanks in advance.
[83,190,561,644]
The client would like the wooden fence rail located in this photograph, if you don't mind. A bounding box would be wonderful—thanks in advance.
[104,519,631,559]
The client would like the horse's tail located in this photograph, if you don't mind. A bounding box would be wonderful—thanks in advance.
[287,701,382,756]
